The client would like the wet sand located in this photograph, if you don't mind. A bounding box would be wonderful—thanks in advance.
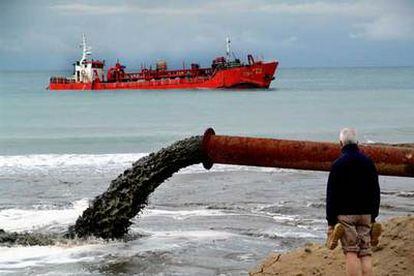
[250,215,414,276]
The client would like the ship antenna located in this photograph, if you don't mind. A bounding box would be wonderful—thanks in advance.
[80,33,92,64]
[226,36,231,62]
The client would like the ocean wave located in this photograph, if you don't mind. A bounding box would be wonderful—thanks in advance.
[396,191,414,198]
[0,244,103,269]
[364,139,378,144]
[0,153,294,177]
[241,229,318,240]
[381,190,397,195]
[380,203,412,212]
[0,199,236,233]
[0,236,129,271]
[306,202,326,209]
[0,199,89,232]
[148,230,236,240]
[250,204,325,228]
[256,204,300,215]
[141,208,227,220]
[380,190,414,198]
[0,153,146,177]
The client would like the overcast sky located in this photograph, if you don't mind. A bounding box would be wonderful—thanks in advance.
[1,0,413,70]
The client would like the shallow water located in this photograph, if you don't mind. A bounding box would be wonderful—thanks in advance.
[0,67,413,275]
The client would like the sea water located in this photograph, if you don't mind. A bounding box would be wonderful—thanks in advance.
[0,67,413,275]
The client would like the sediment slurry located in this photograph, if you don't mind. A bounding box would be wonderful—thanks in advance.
[69,136,204,239]
[0,229,57,246]
[249,215,414,276]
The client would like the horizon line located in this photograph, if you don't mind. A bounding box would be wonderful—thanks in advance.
[1,65,414,73]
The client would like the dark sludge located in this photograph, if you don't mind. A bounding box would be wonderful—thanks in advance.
[68,136,204,239]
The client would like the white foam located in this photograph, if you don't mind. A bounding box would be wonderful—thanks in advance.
[271,214,297,222]
[142,208,226,220]
[0,153,293,177]
[269,229,318,239]
[0,153,146,177]
[0,230,233,271]
[0,230,235,270]
[251,205,299,222]
[0,153,144,169]
[251,225,320,239]
[0,244,102,269]
[0,200,235,233]
[150,230,236,240]
[397,191,414,197]
[0,240,127,271]
[184,163,294,174]
[0,199,89,232]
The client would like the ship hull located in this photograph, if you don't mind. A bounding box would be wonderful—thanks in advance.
[49,61,277,91]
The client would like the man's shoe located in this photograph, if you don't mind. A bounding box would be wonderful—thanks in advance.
[327,223,345,250]
[371,222,382,246]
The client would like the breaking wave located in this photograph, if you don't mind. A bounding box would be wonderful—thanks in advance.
[241,228,319,240]
[0,199,234,234]
[0,153,294,177]
[396,191,414,198]
[0,199,89,233]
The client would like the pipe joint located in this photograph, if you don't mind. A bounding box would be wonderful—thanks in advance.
[202,128,215,170]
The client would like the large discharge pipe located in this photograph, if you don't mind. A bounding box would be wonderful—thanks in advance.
[202,128,414,177]
[2,129,413,245]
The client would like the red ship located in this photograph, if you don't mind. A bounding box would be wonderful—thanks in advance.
[48,35,278,90]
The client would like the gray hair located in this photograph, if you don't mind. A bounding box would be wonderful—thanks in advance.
[339,128,358,145]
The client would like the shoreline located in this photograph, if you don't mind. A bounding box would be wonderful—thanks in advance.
[249,215,413,276]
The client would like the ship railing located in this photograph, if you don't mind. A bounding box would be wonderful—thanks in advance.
[50,77,76,84]
[124,67,214,81]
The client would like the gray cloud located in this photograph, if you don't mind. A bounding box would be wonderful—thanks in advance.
[1,0,413,70]
[50,3,130,15]
[49,0,414,42]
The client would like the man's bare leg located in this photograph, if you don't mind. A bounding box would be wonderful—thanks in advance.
[360,256,373,276]
[346,252,362,276]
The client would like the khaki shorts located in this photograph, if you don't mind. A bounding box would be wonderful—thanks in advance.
[337,214,372,257]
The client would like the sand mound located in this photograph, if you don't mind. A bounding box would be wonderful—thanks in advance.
[250,216,413,276]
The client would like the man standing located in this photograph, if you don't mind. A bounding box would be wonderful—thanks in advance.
[326,128,381,276]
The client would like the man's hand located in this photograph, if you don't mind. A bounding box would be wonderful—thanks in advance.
[327,225,334,239]
[325,225,334,247]
[326,224,344,250]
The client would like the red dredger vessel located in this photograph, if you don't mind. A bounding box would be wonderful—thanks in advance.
[48,35,278,90]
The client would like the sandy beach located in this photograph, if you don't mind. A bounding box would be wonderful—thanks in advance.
[250,215,413,276]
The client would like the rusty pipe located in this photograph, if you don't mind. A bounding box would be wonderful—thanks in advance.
[202,128,414,178]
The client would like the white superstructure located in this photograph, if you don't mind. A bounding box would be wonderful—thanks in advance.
[73,34,105,83]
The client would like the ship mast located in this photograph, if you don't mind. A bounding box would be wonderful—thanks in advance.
[226,36,231,62]
[80,33,92,64]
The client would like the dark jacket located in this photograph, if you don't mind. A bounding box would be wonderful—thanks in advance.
[326,143,380,226]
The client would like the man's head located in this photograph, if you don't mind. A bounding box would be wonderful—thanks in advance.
[339,128,358,147]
